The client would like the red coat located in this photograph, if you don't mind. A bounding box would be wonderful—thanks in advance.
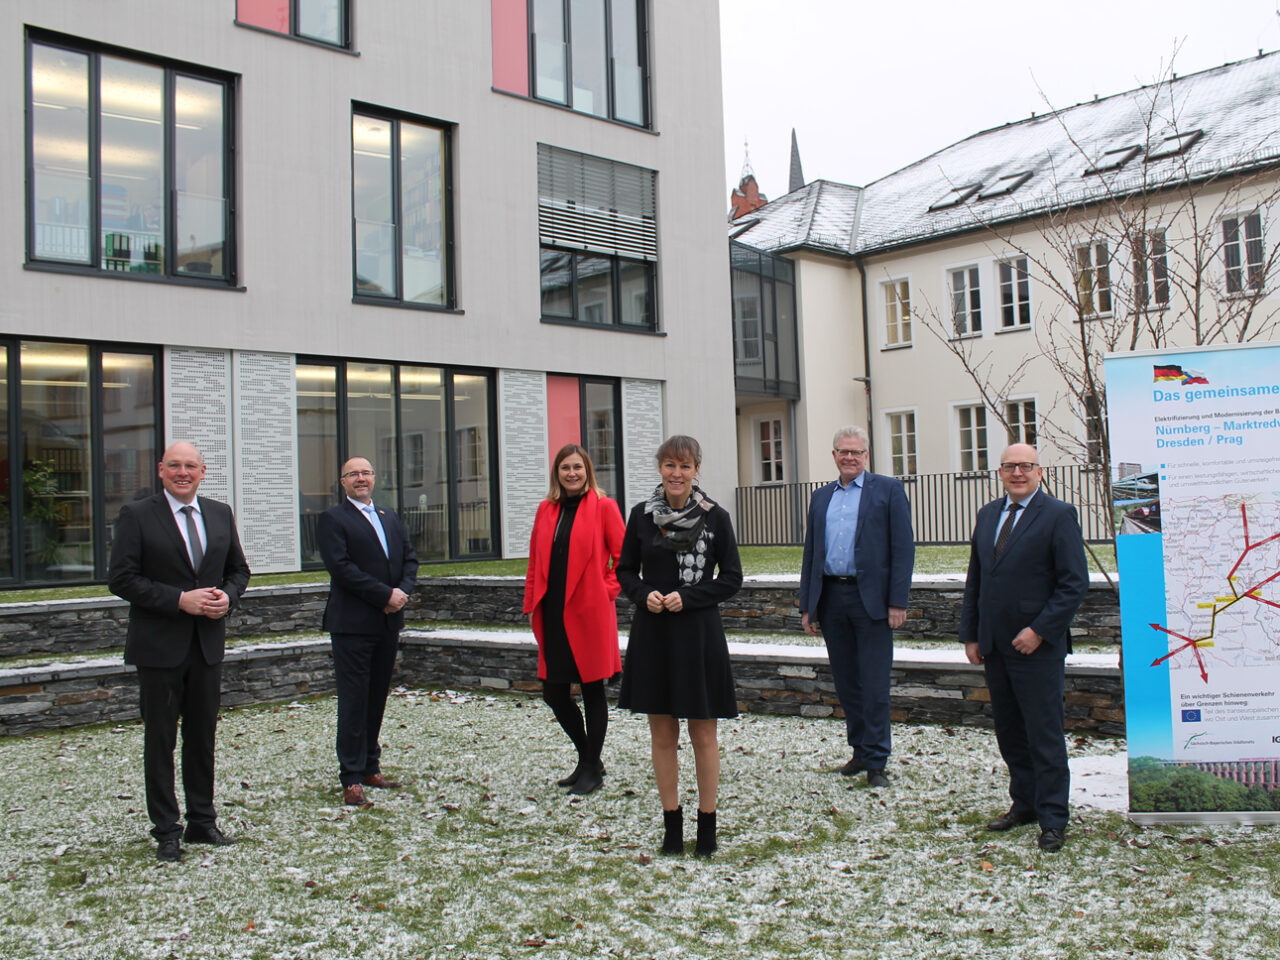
[523,490,625,683]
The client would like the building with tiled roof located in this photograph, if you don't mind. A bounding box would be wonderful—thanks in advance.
[729,50,1280,541]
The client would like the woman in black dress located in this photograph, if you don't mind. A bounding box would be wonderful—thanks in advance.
[617,435,743,855]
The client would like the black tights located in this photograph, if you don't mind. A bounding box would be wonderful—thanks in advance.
[542,679,608,763]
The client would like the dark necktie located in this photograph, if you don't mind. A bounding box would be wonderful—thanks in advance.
[181,505,204,570]
[993,502,1021,559]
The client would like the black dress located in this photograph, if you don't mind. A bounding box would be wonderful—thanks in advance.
[616,499,743,718]
[541,494,583,683]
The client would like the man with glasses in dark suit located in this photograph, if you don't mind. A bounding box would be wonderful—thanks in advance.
[109,441,251,861]
[317,457,419,807]
[799,425,915,787]
[960,443,1088,852]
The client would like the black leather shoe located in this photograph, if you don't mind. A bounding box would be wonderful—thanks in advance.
[1038,828,1065,852]
[839,754,866,776]
[156,838,183,862]
[183,825,236,846]
[557,762,586,787]
[987,808,1037,832]
[568,761,604,796]
[866,770,889,788]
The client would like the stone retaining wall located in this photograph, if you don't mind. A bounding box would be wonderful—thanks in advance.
[0,576,1120,661]
[2,631,1123,737]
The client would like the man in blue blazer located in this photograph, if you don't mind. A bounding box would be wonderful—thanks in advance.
[108,441,251,861]
[959,443,1088,852]
[317,457,419,807]
[799,426,914,786]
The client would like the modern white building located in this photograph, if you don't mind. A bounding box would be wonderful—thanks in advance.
[3,0,734,586]
[730,51,1280,536]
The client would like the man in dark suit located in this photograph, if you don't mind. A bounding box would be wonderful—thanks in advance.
[959,442,1088,852]
[317,457,419,806]
[108,441,251,861]
[799,425,914,787]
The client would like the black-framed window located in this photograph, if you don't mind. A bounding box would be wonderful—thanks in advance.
[0,337,162,586]
[531,0,648,126]
[236,0,351,49]
[581,378,623,498]
[352,107,454,308]
[296,359,497,565]
[730,242,799,397]
[25,31,236,285]
[540,249,653,328]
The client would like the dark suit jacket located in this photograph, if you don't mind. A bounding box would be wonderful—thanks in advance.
[108,493,251,668]
[798,472,915,621]
[958,491,1089,657]
[317,499,419,635]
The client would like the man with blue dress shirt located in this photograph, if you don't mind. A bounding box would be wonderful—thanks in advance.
[799,426,915,787]
[317,457,419,807]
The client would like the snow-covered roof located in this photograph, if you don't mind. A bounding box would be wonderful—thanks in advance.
[731,50,1280,257]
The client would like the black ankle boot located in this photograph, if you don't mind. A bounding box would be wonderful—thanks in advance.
[569,759,604,796]
[661,807,684,855]
[694,809,717,856]
[557,760,587,788]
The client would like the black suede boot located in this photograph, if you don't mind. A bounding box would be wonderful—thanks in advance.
[557,760,587,788]
[661,807,684,855]
[569,759,604,795]
[694,809,717,856]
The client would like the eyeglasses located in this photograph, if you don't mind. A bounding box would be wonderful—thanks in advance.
[342,470,375,479]
[834,449,868,458]
[999,462,1039,474]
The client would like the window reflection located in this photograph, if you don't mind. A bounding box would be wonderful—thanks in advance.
[296,363,339,564]
[400,366,448,560]
[0,348,9,578]
[31,45,90,264]
[101,352,156,560]
[347,363,397,512]
[298,0,344,45]
[453,375,492,556]
[20,341,92,581]
[352,116,395,297]
[400,122,446,305]
[175,76,226,278]
[569,0,608,118]
[583,381,619,498]
[99,57,165,274]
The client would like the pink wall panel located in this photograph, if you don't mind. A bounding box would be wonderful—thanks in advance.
[491,0,529,95]
[546,375,581,468]
[237,0,289,33]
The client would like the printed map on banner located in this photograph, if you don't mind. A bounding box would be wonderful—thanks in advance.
[1157,495,1280,682]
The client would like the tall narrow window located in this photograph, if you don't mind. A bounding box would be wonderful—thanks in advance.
[1005,399,1037,446]
[27,34,234,283]
[950,266,982,336]
[352,109,453,307]
[236,0,350,49]
[1084,392,1105,465]
[531,0,648,126]
[998,257,1031,328]
[758,418,784,483]
[883,279,912,347]
[583,380,622,498]
[957,405,988,472]
[295,363,340,566]
[886,411,917,478]
[1076,242,1112,315]
[1132,230,1169,309]
[1223,212,1265,295]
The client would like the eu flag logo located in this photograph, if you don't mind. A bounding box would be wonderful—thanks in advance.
[1180,709,1201,722]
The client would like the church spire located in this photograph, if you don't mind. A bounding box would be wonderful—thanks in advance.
[788,128,805,194]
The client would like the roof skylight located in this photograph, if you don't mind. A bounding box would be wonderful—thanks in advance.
[976,171,1033,199]
[1084,145,1141,175]
[927,183,981,211]
[1146,129,1204,161]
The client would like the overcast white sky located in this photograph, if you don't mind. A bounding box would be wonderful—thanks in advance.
[720,0,1280,202]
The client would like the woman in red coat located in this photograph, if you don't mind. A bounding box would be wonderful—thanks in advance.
[523,444,626,795]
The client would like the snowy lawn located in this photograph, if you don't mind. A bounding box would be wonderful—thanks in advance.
[3,691,1274,960]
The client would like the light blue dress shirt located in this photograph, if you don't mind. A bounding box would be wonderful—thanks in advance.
[350,497,389,556]
[823,474,862,577]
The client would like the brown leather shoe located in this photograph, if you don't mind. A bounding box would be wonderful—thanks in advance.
[343,783,372,806]
[362,773,400,789]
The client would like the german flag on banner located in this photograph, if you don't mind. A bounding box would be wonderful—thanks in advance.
[1153,364,1209,385]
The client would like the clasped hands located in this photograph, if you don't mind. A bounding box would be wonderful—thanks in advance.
[383,587,410,615]
[178,587,230,620]
[645,590,683,614]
